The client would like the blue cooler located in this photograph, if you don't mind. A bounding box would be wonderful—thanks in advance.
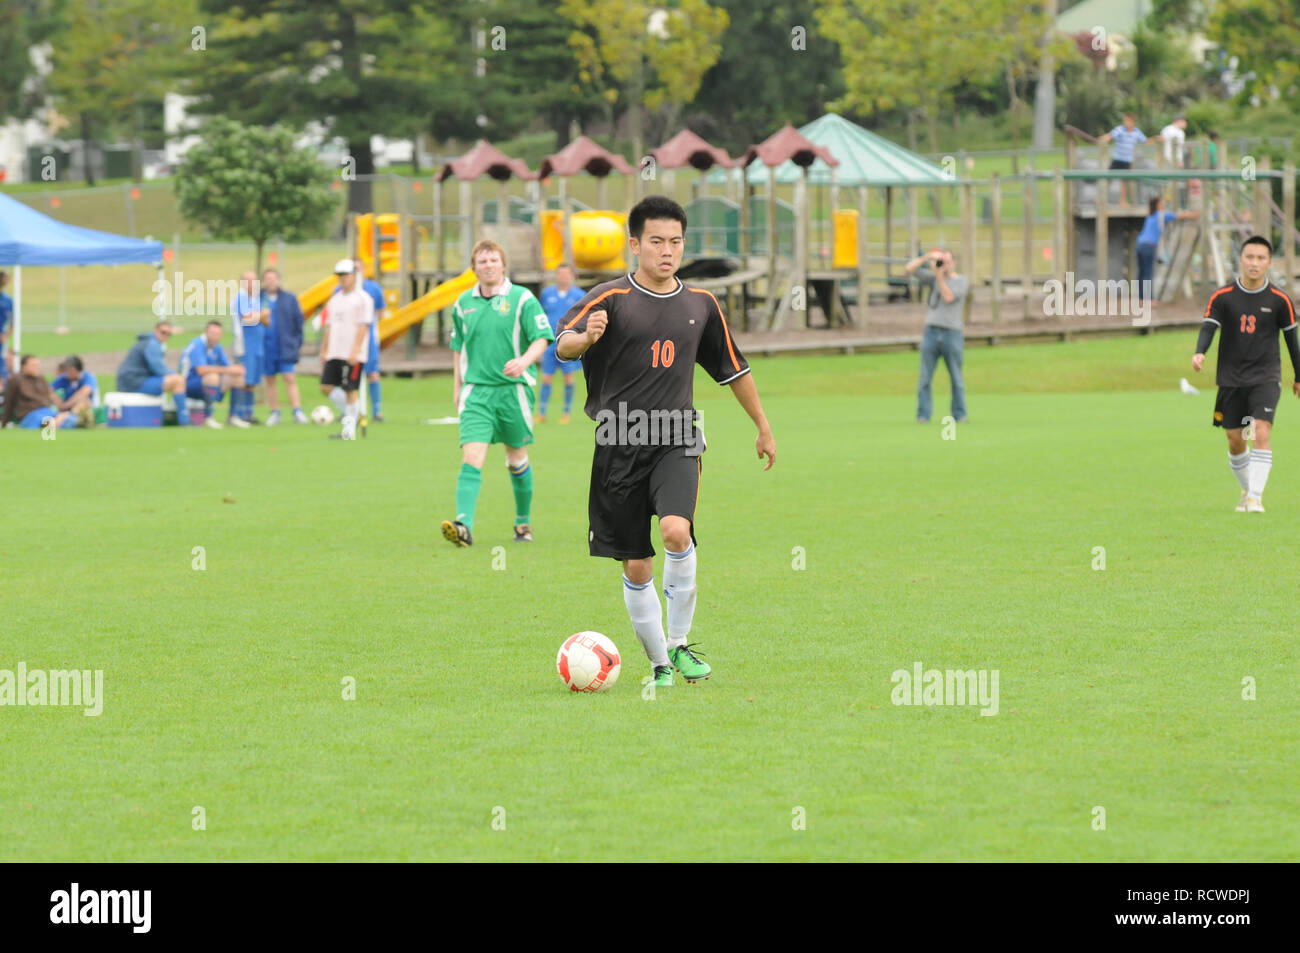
[105,392,165,428]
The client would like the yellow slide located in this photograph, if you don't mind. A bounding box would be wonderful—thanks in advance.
[378,268,476,349]
[298,274,340,319]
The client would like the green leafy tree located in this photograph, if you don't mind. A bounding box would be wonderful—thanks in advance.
[560,0,729,160]
[173,117,338,273]
[1209,0,1300,111]
[689,0,844,155]
[47,0,196,184]
[0,0,66,122]
[187,0,461,211]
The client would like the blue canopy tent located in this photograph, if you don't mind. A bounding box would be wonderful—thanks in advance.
[0,191,163,371]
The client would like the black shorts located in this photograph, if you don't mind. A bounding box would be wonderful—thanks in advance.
[1108,159,1132,170]
[588,443,702,560]
[321,359,363,390]
[1214,381,1281,429]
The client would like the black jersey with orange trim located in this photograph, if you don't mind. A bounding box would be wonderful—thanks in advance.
[1197,279,1299,387]
[555,273,750,419]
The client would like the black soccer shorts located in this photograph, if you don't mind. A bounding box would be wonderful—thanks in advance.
[588,443,702,560]
[321,359,363,391]
[1213,381,1281,429]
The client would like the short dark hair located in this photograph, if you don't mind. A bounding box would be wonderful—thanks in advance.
[1208,131,1220,140]
[262,266,280,277]
[628,195,687,240]
[1148,197,1162,215]
[59,355,83,372]
[206,319,224,330]
[20,354,35,368]
[556,262,575,273]
[1242,235,1273,256]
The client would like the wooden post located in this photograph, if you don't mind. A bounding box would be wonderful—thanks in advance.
[1053,168,1066,289]
[767,170,777,303]
[1284,161,1296,293]
[828,167,839,273]
[432,175,444,278]
[795,166,809,327]
[1022,169,1034,319]
[990,173,1002,322]
[907,185,919,261]
[460,178,474,266]
[535,173,546,270]
[856,184,869,328]
[961,182,975,326]
[596,174,607,210]
[740,166,751,259]
[497,179,508,244]
[625,169,635,211]
[1096,165,1109,288]
[559,175,572,268]
[1195,169,1211,296]
[1255,154,1271,237]
[884,186,894,278]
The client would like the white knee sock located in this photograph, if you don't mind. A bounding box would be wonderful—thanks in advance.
[329,387,348,415]
[1229,450,1250,491]
[623,575,669,667]
[663,543,697,649]
[345,400,359,421]
[1249,449,1272,498]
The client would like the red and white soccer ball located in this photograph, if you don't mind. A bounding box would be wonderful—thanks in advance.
[556,631,621,693]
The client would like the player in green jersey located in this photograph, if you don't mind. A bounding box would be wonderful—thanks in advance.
[441,239,554,547]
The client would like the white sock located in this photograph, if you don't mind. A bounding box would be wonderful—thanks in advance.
[329,387,348,415]
[1249,449,1272,498]
[663,542,697,649]
[1229,450,1250,492]
[346,400,359,421]
[623,575,668,667]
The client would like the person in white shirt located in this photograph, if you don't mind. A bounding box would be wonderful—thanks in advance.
[318,258,374,440]
[1160,117,1188,168]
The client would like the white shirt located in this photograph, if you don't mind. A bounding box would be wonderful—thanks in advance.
[323,288,375,363]
[1161,124,1186,165]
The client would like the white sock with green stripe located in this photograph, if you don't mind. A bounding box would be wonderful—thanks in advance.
[1248,449,1272,498]
[1229,450,1250,491]
[663,543,697,650]
[623,575,669,667]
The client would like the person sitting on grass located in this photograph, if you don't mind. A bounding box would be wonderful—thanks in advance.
[115,320,190,426]
[51,356,99,423]
[0,355,80,430]
[181,320,248,429]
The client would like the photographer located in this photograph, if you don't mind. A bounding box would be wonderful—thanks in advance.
[905,248,969,424]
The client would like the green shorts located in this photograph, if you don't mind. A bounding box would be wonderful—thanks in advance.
[458,382,535,447]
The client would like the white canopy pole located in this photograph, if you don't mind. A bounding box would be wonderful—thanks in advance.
[12,265,20,371]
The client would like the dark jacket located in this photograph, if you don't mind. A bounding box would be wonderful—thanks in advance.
[1,372,57,426]
[116,332,171,392]
[264,291,305,363]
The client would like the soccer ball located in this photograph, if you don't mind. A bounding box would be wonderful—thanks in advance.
[311,405,335,425]
[556,631,620,693]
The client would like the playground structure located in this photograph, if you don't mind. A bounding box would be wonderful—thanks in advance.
[341,118,1297,356]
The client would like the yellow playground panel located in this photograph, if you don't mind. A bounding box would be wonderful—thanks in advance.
[832,209,858,269]
[541,210,627,272]
[356,212,402,277]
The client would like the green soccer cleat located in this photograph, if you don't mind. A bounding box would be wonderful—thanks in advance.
[441,519,473,547]
[669,643,710,682]
[653,665,674,687]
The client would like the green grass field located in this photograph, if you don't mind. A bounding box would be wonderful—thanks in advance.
[3,333,1297,861]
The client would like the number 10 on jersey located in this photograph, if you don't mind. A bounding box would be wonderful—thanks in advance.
[650,339,676,367]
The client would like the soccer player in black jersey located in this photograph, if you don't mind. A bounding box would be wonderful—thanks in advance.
[555,196,776,687]
[1193,236,1300,512]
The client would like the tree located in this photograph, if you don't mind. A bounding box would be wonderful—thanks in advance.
[187,0,461,211]
[173,117,338,273]
[688,1,845,155]
[47,0,196,184]
[1209,0,1300,111]
[560,0,729,160]
[0,0,66,123]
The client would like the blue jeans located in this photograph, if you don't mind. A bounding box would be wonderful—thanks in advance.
[1136,242,1157,301]
[917,325,967,421]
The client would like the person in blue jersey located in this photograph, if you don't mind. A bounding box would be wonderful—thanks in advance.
[181,320,247,429]
[115,320,190,425]
[0,270,12,383]
[50,356,99,427]
[537,263,585,423]
[230,270,270,424]
[1136,196,1200,303]
[260,267,308,425]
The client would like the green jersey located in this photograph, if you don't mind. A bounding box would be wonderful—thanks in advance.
[450,279,553,386]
